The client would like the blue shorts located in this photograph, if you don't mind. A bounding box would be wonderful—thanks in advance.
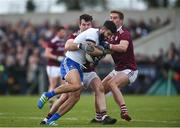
[60,57,84,82]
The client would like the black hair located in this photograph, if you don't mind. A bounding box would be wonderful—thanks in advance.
[54,26,65,33]
[103,20,117,34]
[58,26,65,31]
[79,14,93,24]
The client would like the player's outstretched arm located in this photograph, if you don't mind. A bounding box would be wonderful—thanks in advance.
[107,40,129,53]
[44,47,63,61]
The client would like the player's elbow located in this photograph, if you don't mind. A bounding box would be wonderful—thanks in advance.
[118,40,129,53]
[64,42,77,51]
[114,45,128,53]
[113,46,127,53]
[65,39,74,51]
[65,42,70,50]
[64,44,70,51]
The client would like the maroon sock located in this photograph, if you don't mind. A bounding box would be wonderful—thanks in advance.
[95,112,102,121]
[120,104,128,114]
[95,111,107,121]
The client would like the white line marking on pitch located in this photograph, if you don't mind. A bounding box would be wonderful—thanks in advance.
[0,115,178,124]
[0,116,78,121]
[133,119,178,124]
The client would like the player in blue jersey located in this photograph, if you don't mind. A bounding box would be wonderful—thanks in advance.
[37,20,117,126]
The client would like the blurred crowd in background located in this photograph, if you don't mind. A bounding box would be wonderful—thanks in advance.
[0,17,179,95]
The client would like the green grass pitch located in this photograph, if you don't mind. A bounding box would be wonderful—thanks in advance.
[0,95,180,127]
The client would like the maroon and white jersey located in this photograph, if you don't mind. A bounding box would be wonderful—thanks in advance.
[47,36,65,66]
[68,31,95,72]
[109,27,137,71]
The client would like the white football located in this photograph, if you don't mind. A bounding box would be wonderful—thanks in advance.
[85,53,94,63]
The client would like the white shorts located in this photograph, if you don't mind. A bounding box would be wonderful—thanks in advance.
[108,69,138,84]
[46,66,60,77]
[83,71,99,88]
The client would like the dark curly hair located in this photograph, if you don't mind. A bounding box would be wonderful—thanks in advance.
[79,14,93,24]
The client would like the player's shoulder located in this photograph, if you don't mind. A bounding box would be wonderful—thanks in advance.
[88,28,98,31]
[85,28,99,38]
[68,31,79,39]
[122,27,130,34]
[117,26,130,36]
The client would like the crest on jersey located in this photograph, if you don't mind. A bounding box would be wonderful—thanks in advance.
[115,36,118,41]
[119,28,124,34]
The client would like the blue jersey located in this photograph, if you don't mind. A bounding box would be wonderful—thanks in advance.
[61,28,100,82]
[65,28,100,65]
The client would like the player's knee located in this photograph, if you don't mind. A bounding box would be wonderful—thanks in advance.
[72,84,81,91]
[109,81,119,90]
[99,84,105,93]
[92,79,104,93]
[102,81,111,94]
[70,93,80,102]
[93,84,102,93]
[74,93,80,102]
[61,94,69,101]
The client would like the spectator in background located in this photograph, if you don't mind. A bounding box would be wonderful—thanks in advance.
[44,26,67,107]
[169,42,180,93]
[27,48,40,94]
[0,15,172,95]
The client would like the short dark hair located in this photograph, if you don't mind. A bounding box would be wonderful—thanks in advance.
[79,14,93,24]
[55,26,65,32]
[54,26,65,32]
[58,26,65,30]
[110,10,124,20]
[103,20,117,34]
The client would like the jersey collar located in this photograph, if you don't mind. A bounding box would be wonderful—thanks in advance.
[117,26,122,32]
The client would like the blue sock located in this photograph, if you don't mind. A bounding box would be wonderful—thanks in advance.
[45,90,56,99]
[47,113,61,123]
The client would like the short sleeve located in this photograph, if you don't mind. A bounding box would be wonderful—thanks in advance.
[121,31,130,41]
[74,28,98,44]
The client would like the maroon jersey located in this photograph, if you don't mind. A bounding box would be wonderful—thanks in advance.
[47,36,65,66]
[68,31,95,72]
[68,31,80,40]
[109,27,137,71]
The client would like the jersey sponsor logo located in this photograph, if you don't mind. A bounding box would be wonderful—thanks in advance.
[119,29,124,34]
[51,36,59,43]
[115,36,118,41]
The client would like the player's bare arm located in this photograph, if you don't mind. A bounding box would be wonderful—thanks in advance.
[64,39,78,51]
[44,47,64,61]
[44,47,58,60]
[110,40,129,53]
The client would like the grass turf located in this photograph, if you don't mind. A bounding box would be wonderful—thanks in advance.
[0,95,180,127]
